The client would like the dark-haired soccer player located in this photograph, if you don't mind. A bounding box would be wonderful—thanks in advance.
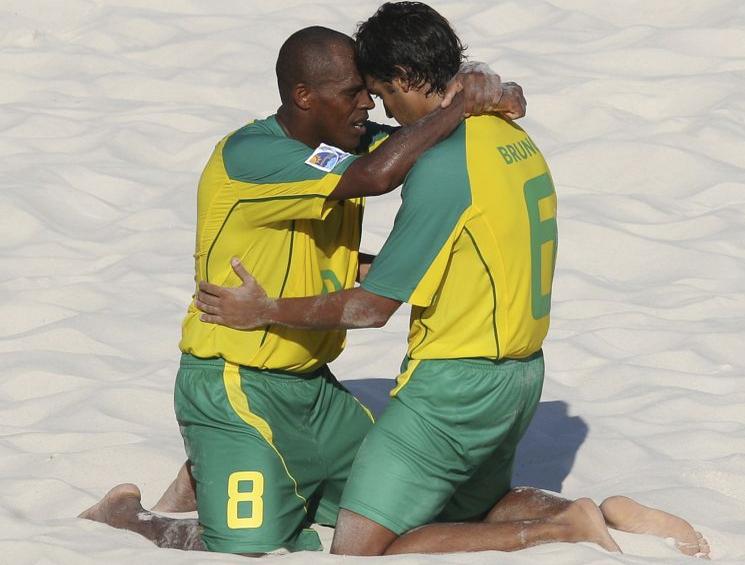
[78,24,531,556]
[195,2,709,558]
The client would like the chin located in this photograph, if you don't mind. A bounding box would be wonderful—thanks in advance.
[336,136,361,153]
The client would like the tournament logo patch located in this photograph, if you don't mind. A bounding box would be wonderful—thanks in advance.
[305,143,351,172]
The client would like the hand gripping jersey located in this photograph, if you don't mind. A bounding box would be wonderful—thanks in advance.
[180,116,389,372]
[362,116,558,375]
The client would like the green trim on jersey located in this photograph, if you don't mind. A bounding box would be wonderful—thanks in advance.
[463,227,500,358]
[356,115,556,361]
[223,117,393,185]
[361,123,471,303]
[204,197,322,281]
[223,117,339,184]
[260,220,296,346]
[181,113,391,371]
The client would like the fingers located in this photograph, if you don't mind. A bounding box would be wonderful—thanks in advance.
[441,78,464,108]
[194,259,266,330]
[460,74,478,116]
[198,280,224,297]
[499,82,527,120]
[458,71,504,117]
[195,284,222,314]
[195,295,219,314]
[199,313,225,325]
[196,289,220,306]
[230,257,252,283]
[459,61,501,83]
[457,75,527,120]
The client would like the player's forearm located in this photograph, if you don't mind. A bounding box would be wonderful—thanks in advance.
[267,287,398,330]
[196,259,400,331]
[333,95,465,199]
[360,95,465,191]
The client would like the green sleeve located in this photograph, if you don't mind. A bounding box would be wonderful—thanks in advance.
[223,130,357,185]
[220,122,358,225]
[361,127,471,306]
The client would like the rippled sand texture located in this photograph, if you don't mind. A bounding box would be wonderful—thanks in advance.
[1,1,744,563]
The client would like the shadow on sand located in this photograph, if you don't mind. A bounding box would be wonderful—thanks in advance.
[344,378,587,494]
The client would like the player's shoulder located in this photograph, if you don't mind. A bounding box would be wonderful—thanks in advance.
[224,115,305,157]
[466,115,540,153]
[403,122,471,207]
[408,122,467,183]
[467,114,526,134]
[222,115,311,182]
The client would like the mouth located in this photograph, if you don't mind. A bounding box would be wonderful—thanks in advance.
[351,116,367,135]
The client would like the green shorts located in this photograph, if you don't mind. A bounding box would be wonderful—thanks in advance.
[174,354,374,554]
[340,351,544,535]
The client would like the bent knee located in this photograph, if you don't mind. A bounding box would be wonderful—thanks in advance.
[330,509,398,556]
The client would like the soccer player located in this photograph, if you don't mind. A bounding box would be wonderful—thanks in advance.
[194,2,709,558]
[78,25,526,555]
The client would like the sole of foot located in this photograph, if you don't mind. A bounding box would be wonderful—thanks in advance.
[600,495,710,559]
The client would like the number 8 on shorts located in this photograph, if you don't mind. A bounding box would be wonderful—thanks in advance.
[227,471,264,529]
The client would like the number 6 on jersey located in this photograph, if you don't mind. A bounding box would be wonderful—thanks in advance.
[523,174,558,320]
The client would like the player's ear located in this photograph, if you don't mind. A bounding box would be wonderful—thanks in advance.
[292,83,312,111]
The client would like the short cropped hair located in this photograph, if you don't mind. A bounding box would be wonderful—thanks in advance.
[355,2,466,95]
[276,26,353,104]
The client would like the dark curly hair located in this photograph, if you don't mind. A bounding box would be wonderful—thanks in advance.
[355,2,466,96]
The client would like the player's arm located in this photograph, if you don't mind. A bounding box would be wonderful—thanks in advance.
[329,93,464,200]
[330,67,526,200]
[197,259,400,330]
[197,158,466,332]
[440,62,526,120]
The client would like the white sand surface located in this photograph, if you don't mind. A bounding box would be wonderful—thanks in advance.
[2,0,744,563]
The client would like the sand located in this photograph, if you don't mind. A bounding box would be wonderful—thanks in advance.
[1,0,744,563]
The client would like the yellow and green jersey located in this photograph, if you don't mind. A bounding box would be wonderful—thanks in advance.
[180,115,389,372]
[362,115,558,363]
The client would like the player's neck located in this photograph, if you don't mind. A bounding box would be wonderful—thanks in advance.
[420,93,444,118]
[276,106,319,149]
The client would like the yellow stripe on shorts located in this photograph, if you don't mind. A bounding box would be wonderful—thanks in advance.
[222,362,308,511]
[390,359,422,397]
[354,397,376,423]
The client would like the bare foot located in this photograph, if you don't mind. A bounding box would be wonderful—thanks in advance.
[552,498,622,553]
[79,483,147,530]
[600,495,710,558]
[152,462,197,513]
[79,483,205,550]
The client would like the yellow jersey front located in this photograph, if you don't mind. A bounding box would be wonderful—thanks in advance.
[180,115,388,372]
[362,116,558,362]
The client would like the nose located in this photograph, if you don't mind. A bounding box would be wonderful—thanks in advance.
[359,89,375,110]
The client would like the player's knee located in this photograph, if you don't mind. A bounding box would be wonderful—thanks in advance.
[330,509,397,556]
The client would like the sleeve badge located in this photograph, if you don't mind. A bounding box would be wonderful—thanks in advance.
[305,143,352,173]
